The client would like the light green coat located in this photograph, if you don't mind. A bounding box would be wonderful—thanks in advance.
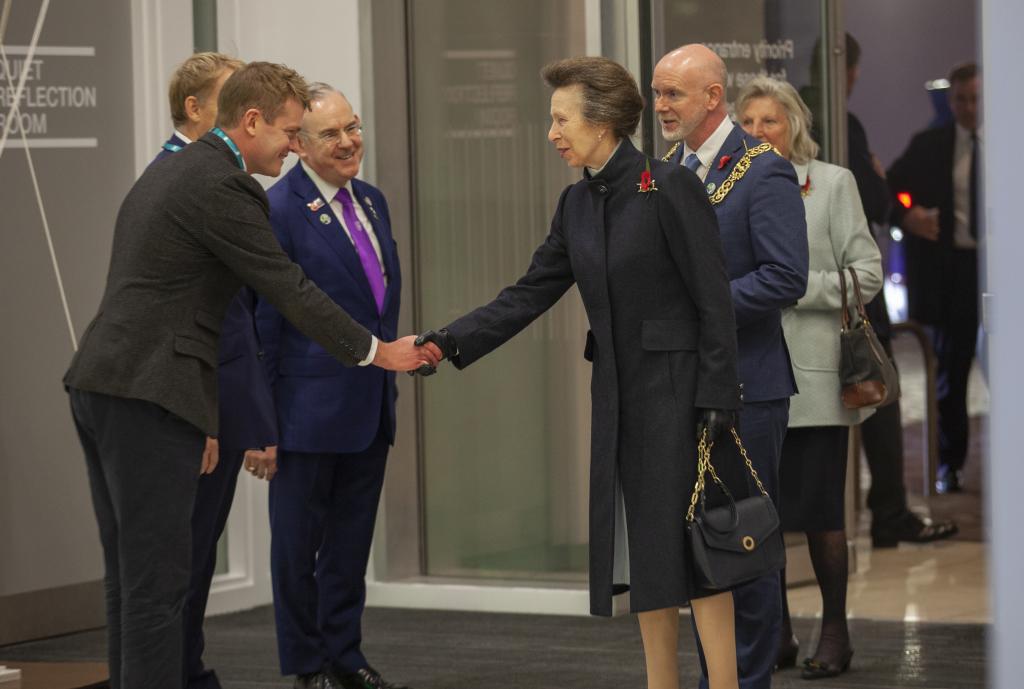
[783,159,884,428]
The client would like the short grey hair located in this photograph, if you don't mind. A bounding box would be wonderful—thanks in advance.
[735,76,819,164]
[298,82,350,138]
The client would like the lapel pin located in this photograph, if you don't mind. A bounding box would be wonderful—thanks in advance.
[307,197,325,211]
[319,213,332,225]
[364,196,379,220]
[706,182,717,194]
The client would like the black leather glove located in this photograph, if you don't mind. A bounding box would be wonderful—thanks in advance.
[408,329,459,377]
[696,408,737,443]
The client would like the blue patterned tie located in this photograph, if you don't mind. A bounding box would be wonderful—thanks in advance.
[684,153,701,172]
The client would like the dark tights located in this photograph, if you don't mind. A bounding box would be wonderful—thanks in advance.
[780,530,851,664]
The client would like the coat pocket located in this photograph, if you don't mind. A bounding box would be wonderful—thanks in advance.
[641,319,699,351]
[174,334,218,368]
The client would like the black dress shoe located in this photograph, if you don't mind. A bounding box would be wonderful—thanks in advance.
[936,470,964,494]
[801,648,853,680]
[295,672,339,689]
[872,513,959,548]
[334,667,410,689]
[774,634,800,671]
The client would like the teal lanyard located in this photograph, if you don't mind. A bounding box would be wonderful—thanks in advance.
[162,141,183,154]
[210,127,246,170]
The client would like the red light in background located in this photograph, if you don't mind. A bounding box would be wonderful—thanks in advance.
[897,192,913,209]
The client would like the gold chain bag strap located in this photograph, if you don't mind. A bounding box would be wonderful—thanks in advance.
[685,428,785,590]
[837,267,900,409]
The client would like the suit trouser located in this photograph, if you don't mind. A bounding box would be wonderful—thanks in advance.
[270,427,389,677]
[695,399,789,689]
[69,388,204,689]
[861,339,910,527]
[183,446,246,689]
[933,249,979,475]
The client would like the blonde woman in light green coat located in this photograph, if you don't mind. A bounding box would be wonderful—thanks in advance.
[738,76,882,681]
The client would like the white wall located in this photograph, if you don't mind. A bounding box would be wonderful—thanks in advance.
[217,0,363,187]
[984,0,1024,685]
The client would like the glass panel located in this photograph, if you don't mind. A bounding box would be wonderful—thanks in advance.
[651,0,830,160]
[410,0,591,581]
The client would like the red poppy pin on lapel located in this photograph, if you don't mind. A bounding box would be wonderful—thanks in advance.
[637,160,658,193]
[717,155,732,170]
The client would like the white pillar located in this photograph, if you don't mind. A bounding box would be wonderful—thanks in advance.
[983,1,1024,687]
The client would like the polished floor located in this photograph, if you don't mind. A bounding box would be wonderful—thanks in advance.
[0,605,985,689]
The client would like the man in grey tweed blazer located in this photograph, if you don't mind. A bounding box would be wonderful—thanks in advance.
[63,63,438,689]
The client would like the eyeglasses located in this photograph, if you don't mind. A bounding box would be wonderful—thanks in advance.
[305,121,364,147]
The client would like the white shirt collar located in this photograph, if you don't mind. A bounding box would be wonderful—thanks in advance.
[174,129,193,145]
[301,160,353,205]
[956,122,982,145]
[683,115,735,170]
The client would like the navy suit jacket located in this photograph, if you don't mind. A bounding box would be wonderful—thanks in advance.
[257,164,400,454]
[669,124,808,403]
[151,134,278,450]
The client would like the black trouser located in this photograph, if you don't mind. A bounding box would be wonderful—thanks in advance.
[933,249,979,475]
[861,337,909,527]
[69,388,204,689]
[183,446,246,689]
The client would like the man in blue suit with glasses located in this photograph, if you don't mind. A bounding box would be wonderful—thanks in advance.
[257,82,407,689]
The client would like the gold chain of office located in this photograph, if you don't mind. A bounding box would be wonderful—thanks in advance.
[662,141,775,206]
[686,428,770,523]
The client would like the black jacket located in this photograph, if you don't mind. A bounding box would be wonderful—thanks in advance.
[887,124,958,325]
[65,133,372,435]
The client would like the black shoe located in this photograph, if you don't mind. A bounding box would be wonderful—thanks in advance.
[334,667,410,689]
[801,648,853,680]
[775,634,800,671]
[936,470,964,494]
[872,513,959,548]
[295,672,339,689]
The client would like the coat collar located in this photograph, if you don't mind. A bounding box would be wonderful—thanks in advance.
[198,131,244,169]
[584,137,646,193]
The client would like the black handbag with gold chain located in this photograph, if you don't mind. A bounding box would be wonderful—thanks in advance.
[685,428,786,590]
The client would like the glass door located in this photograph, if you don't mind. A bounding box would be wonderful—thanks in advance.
[409,0,593,581]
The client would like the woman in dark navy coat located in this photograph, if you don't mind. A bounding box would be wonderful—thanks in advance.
[420,57,742,689]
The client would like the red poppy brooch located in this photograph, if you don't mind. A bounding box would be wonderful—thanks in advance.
[637,160,658,193]
[717,155,732,170]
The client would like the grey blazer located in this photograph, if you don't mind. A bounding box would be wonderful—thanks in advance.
[783,159,883,428]
[64,133,372,436]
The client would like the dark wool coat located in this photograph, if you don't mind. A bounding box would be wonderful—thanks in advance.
[445,139,740,615]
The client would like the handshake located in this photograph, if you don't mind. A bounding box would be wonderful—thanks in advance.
[372,329,457,376]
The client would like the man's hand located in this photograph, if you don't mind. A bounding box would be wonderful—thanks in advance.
[407,329,459,377]
[902,205,940,241]
[243,445,278,481]
[201,436,220,475]
[696,409,737,443]
[373,335,442,372]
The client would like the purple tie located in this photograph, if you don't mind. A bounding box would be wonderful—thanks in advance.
[335,187,386,312]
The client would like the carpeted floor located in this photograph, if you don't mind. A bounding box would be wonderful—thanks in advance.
[0,606,985,689]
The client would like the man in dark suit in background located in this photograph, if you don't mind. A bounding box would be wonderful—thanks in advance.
[843,35,958,544]
[154,53,243,163]
[256,83,407,689]
[653,44,808,689]
[65,63,439,689]
[888,62,981,494]
[154,52,285,689]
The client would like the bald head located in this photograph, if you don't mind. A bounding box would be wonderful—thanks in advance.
[652,44,729,148]
[659,44,728,91]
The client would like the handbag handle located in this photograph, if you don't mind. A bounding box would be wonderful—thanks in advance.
[838,267,871,331]
[686,428,769,523]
